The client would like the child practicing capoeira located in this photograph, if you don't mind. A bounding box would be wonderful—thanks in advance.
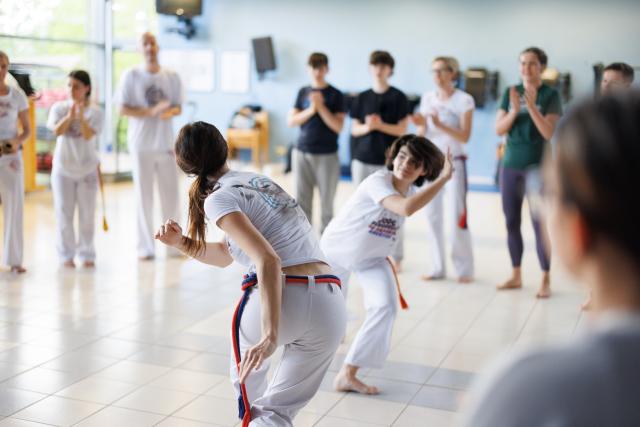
[0,51,31,274]
[155,121,346,426]
[47,70,104,268]
[412,56,476,283]
[321,134,453,394]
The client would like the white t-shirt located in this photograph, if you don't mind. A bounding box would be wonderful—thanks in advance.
[116,67,183,152]
[0,86,28,166]
[419,89,475,157]
[47,100,104,178]
[321,169,415,270]
[203,170,327,271]
[463,311,640,427]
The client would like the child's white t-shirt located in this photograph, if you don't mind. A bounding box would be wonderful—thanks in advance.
[115,67,183,152]
[47,100,104,178]
[419,89,475,157]
[0,86,28,167]
[321,169,415,270]
[204,170,327,271]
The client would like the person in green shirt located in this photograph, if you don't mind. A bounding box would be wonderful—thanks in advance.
[495,47,562,298]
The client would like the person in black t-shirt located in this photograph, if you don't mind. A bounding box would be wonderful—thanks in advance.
[288,52,346,232]
[349,50,409,269]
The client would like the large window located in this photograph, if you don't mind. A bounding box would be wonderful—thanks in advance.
[0,0,158,179]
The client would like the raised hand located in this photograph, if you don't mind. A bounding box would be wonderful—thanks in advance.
[308,91,324,108]
[429,112,442,128]
[410,113,427,127]
[154,219,183,247]
[523,85,538,110]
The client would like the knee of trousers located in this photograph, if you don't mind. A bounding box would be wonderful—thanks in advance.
[368,303,398,320]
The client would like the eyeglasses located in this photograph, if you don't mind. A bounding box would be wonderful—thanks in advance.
[431,68,452,75]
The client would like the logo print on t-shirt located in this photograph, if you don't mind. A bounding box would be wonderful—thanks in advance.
[145,85,166,107]
[0,100,11,118]
[368,217,398,240]
[232,177,298,210]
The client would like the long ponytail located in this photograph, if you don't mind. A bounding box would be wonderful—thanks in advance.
[174,121,228,257]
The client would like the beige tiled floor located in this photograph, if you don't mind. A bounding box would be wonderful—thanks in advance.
[0,164,589,426]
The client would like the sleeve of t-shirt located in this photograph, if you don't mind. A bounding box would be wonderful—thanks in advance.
[395,91,409,121]
[545,89,563,116]
[172,73,185,106]
[46,102,65,130]
[293,88,305,110]
[499,87,510,112]
[203,189,242,225]
[362,172,399,205]
[418,92,430,116]
[91,108,105,135]
[15,89,28,112]
[459,92,476,114]
[116,70,135,107]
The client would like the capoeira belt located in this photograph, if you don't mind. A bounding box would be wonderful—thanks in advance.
[231,272,342,426]
[454,155,469,230]
[385,257,409,310]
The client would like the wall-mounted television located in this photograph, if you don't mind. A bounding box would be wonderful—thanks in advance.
[156,0,202,17]
[251,37,276,74]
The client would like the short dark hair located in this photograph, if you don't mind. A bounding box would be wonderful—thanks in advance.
[553,91,640,263]
[521,47,548,67]
[68,69,92,98]
[370,50,395,69]
[385,134,444,187]
[604,62,635,84]
[308,52,328,69]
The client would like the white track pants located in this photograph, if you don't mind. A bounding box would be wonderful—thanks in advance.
[0,154,24,267]
[231,275,346,426]
[351,159,404,262]
[51,169,98,262]
[131,151,179,258]
[333,258,398,369]
[423,158,474,278]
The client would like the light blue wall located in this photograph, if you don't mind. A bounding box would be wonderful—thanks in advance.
[157,0,640,180]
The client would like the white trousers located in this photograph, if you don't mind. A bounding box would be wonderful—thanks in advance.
[231,275,346,426]
[0,154,24,267]
[292,149,340,233]
[333,258,398,369]
[351,159,404,261]
[131,151,179,258]
[51,169,98,262]
[423,158,474,278]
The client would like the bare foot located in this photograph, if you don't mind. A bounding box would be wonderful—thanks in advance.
[82,260,95,268]
[497,277,522,290]
[10,265,26,274]
[139,255,155,261]
[458,276,474,284]
[581,294,592,311]
[63,260,76,269]
[334,372,379,395]
[536,273,551,298]
[420,274,445,282]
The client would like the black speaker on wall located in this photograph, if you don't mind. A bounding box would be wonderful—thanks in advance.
[251,36,276,78]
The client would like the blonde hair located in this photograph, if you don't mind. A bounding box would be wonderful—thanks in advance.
[433,56,460,78]
[0,51,9,62]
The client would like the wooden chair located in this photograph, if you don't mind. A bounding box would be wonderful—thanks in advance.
[226,111,269,169]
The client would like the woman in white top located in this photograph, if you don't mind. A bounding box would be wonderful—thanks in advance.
[48,70,104,268]
[155,121,346,427]
[0,51,31,274]
[463,92,640,426]
[412,56,475,282]
[322,134,453,394]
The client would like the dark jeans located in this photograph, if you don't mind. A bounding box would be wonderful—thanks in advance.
[500,167,550,271]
